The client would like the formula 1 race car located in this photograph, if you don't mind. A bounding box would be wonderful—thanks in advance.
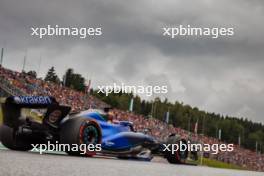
[0,96,195,164]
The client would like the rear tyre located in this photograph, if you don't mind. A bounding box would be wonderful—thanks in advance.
[60,117,102,156]
[165,135,188,164]
[0,125,32,151]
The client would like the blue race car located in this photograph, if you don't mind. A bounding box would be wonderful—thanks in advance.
[0,96,194,164]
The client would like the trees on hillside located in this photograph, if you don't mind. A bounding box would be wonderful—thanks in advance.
[44,67,60,84]
[63,68,86,92]
[93,91,264,153]
[26,70,37,78]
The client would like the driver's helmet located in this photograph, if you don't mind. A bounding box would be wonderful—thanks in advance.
[98,107,114,122]
[106,111,115,123]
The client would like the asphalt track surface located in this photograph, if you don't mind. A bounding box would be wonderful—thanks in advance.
[0,148,263,176]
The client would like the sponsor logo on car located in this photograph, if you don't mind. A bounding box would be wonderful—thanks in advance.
[14,96,52,105]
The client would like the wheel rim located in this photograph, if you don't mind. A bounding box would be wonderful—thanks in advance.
[82,125,99,144]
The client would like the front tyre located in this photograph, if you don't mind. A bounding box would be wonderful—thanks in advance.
[60,117,102,156]
[164,135,188,164]
[0,125,32,151]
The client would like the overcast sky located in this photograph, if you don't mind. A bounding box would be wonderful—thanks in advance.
[0,0,264,123]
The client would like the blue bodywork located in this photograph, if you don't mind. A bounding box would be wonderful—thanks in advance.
[3,96,158,156]
[80,111,156,152]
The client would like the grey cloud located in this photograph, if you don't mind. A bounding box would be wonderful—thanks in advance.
[0,0,264,123]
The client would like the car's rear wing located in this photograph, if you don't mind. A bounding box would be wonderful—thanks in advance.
[1,96,71,128]
[5,96,57,108]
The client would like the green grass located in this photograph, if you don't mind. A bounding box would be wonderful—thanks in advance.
[188,157,245,170]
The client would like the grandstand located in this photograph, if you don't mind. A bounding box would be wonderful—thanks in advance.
[0,65,263,171]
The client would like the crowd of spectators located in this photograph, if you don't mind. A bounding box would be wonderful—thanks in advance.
[0,66,108,111]
[0,66,263,172]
